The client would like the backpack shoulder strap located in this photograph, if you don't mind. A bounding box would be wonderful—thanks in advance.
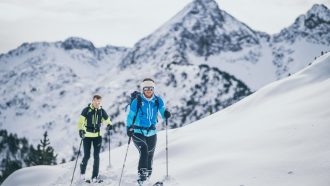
[100,108,103,120]
[154,95,159,110]
[132,95,142,127]
[136,95,142,112]
[81,106,89,117]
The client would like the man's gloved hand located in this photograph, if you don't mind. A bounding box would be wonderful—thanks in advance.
[164,110,171,119]
[106,125,113,131]
[127,126,134,137]
[79,130,85,138]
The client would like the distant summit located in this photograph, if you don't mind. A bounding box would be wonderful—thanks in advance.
[61,37,96,51]
[120,0,266,68]
[273,4,330,44]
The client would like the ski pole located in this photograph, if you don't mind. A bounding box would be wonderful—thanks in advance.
[166,117,169,179]
[118,136,132,186]
[70,139,83,186]
[108,130,111,167]
[119,96,139,185]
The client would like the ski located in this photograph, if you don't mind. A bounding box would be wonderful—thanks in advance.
[84,179,103,184]
[153,181,163,186]
[136,180,163,186]
[137,180,144,186]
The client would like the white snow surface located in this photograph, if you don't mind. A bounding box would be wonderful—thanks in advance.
[3,52,330,186]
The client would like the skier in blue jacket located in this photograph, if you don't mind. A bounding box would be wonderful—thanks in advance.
[126,78,171,183]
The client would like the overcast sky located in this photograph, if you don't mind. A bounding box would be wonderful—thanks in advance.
[0,0,329,54]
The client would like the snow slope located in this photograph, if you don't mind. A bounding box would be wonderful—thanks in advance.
[3,50,330,186]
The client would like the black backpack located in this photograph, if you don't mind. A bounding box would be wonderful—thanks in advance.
[126,91,159,112]
[126,91,160,125]
[125,91,141,112]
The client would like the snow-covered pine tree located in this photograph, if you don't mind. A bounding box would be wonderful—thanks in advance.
[26,131,57,166]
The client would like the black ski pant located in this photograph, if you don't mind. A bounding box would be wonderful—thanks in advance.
[80,136,102,178]
[132,133,157,173]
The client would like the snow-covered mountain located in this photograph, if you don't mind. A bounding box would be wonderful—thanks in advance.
[3,46,330,186]
[273,4,330,45]
[0,37,130,160]
[121,1,329,90]
[120,0,267,68]
[182,2,329,89]
[1,0,329,162]
[271,4,330,79]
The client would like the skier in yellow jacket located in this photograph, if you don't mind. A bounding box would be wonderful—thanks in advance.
[77,95,112,183]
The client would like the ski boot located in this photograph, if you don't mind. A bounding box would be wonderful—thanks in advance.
[92,176,103,183]
[137,168,148,185]
[146,169,152,179]
[84,176,103,183]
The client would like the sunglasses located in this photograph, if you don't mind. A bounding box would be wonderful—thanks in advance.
[143,87,154,91]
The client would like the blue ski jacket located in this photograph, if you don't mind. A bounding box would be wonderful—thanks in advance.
[126,94,166,137]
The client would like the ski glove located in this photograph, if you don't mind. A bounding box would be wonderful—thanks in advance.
[79,130,85,138]
[164,110,171,119]
[106,125,113,131]
[127,126,134,137]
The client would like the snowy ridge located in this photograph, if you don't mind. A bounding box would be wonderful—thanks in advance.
[273,4,330,44]
[120,0,266,68]
[3,48,330,186]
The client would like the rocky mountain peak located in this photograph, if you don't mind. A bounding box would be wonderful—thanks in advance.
[307,4,329,17]
[303,4,330,29]
[120,0,263,68]
[61,37,95,51]
[273,4,330,44]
